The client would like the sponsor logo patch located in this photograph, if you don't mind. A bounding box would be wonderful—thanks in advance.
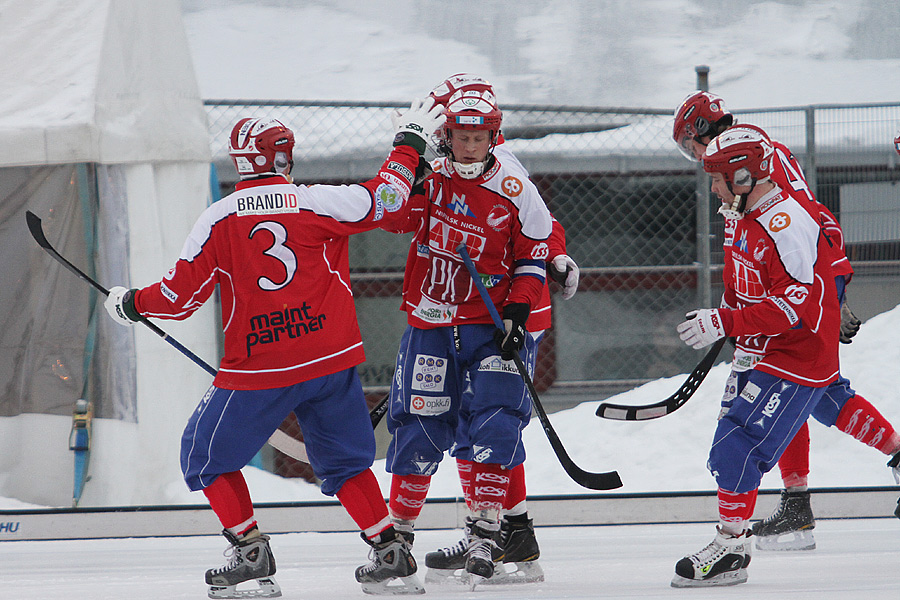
[160,282,177,303]
[387,161,414,184]
[486,204,511,231]
[531,242,549,260]
[478,356,519,374]
[768,212,791,232]
[410,395,451,416]
[375,183,402,212]
[740,381,761,404]
[411,354,447,391]
[501,176,523,197]
[236,192,300,216]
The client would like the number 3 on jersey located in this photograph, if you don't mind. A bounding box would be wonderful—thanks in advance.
[249,221,297,291]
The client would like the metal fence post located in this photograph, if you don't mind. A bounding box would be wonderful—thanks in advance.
[695,65,712,308]
[805,105,818,198]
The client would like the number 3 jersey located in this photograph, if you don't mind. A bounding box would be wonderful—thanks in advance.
[719,186,841,387]
[130,145,423,390]
[393,153,554,329]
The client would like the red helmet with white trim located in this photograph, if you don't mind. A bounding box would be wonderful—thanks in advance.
[673,91,734,161]
[228,117,295,179]
[703,125,775,219]
[430,73,494,107]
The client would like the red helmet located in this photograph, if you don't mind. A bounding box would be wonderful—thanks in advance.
[430,73,494,107]
[703,125,774,219]
[228,117,295,178]
[895,127,900,156]
[702,125,774,187]
[673,91,734,161]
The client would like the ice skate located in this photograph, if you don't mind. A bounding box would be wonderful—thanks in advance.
[485,516,544,585]
[424,518,503,585]
[205,529,281,599]
[751,489,816,551]
[464,518,502,590]
[356,530,424,595]
[671,527,752,588]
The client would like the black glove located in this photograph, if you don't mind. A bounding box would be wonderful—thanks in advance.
[839,301,861,344]
[494,303,529,361]
[411,156,433,196]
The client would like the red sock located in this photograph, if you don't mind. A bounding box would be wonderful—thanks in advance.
[202,471,256,535]
[335,469,391,539]
[456,459,474,510]
[778,422,810,488]
[504,463,527,514]
[469,462,511,515]
[717,488,758,533]
[836,395,900,454]
[388,473,431,522]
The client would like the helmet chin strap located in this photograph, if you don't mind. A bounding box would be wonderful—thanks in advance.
[717,179,756,220]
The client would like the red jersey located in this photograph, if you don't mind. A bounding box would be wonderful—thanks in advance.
[769,139,852,279]
[132,145,422,390]
[719,186,840,387]
[390,153,554,329]
[492,145,565,332]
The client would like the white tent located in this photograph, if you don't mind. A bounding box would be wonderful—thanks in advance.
[0,1,217,507]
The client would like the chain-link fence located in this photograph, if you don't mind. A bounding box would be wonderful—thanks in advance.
[204,100,900,409]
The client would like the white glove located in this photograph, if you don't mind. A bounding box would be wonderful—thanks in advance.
[104,286,142,326]
[676,308,726,350]
[392,96,446,147]
[548,254,580,300]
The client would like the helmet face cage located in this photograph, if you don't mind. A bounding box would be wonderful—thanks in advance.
[673,91,734,161]
[229,117,295,178]
[438,89,503,159]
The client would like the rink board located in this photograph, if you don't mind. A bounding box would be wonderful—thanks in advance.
[1,486,897,541]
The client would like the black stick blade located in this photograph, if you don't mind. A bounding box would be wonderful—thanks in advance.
[596,337,727,421]
[26,210,52,250]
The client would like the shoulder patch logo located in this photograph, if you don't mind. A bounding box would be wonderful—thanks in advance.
[501,176,523,197]
[768,212,791,232]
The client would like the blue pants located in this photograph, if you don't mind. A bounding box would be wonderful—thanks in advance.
[709,370,831,493]
[810,274,855,425]
[385,324,536,476]
[453,332,543,457]
[181,367,375,496]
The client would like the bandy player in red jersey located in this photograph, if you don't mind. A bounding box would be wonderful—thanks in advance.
[380,85,555,587]
[383,73,576,586]
[671,125,900,588]
[102,98,445,598]
[673,91,898,551]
